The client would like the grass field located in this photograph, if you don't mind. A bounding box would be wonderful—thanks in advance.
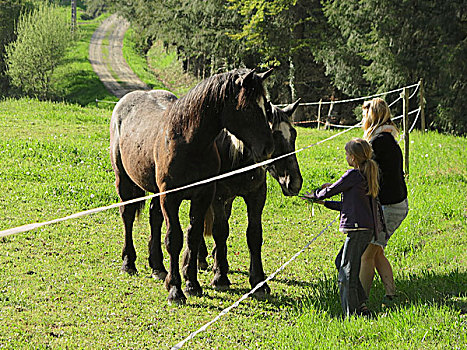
[0,98,465,349]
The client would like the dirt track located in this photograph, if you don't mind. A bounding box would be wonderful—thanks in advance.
[89,14,149,98]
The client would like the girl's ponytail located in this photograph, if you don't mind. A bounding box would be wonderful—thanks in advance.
[360,158,379,198]
[345,138,379,198]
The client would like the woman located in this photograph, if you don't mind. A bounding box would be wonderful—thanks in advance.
[359,98,409,305]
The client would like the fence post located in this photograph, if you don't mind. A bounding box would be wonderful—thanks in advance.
[317,99,322,130]
[71,0,77,33]
[419,78,425,132]
[402,87,409,176]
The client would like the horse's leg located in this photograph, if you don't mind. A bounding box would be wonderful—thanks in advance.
[182,189,214,297]
[211,197,231,289]
[197,205,213,270]
[198,236,209,270]
[112,156,145,275]
[244,183,271,296]
[148,197,167,280]
[160,194,186,305]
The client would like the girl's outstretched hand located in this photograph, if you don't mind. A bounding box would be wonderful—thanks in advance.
[299,191,324,204]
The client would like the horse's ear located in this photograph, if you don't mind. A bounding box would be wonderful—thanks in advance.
[237,68,256,87]
[282,98,301,117]
[257,68,273,81]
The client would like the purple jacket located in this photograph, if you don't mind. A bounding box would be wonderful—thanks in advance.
[314,169,382,234]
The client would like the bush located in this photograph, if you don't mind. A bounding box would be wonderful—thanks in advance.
[5,2,73,99]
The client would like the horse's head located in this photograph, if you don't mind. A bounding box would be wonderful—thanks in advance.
[265,100,303,196]
[221,69,274,162]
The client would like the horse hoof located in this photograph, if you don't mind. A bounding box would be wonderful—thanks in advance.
[211,275,231,290]
[168,286,186,305]
[198,260,209,271]
[252,282,271,297]
[151,270,168,281]
[121,265,138,275]
[185,281,203,297]
[121,257,137,275]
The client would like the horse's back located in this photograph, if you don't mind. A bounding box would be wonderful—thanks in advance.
[110,90,178,193]
[111,90,177,134]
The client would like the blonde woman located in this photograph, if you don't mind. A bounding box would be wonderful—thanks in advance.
[360,98,409,305]
[302,138,382,317]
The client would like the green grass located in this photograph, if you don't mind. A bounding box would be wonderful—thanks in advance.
[121,29,167,91]
[144,40,199,97]
[0,98,465,348]
[122,30,200,97]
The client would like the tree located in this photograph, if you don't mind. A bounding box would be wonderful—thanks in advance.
[5,2,73,99]
[318,0,467,134]
[0,0,31,96]
[228,0,335,117]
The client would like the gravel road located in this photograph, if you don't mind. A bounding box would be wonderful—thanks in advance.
[89,14,149,98]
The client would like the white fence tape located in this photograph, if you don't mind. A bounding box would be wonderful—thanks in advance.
[171,216,338,350]
[1,102,423,239]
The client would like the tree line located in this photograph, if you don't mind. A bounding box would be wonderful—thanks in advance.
[1,0,465,134]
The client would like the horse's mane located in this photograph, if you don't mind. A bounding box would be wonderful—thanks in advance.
[167,69,266,134]
[218,102,292,167]
[217,130,245,167]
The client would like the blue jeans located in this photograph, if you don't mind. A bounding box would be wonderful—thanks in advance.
[337,229,373,316]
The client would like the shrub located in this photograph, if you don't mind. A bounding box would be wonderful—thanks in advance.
[5,2,73,99]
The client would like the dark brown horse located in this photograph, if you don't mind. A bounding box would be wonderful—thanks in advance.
[196,100,303,295]
[110,69,274,305]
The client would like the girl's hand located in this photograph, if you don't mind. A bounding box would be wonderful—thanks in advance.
[300,191,324,205]
[321,183,332,189]
[300,191,315,200]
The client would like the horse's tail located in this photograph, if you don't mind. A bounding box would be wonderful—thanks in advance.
[135,199,145,220]
[203,205,214,237]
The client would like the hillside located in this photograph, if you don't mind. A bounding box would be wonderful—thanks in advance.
[0,98,465,348]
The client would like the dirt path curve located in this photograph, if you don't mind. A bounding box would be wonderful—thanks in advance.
[89,14,149,98]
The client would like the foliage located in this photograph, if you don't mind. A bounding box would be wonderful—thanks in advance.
[81,0,109,19]
[113,0,335,121]
[0,0,32,96]
[318,0,467,134]
[5,2,73,99]
[0,98,465,348]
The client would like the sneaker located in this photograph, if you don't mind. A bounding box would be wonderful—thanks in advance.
[382,294,397,308]
[357,303,373,318]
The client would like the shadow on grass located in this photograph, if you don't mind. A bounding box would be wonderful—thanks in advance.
[55,69,117,107]
[299,268,467,318]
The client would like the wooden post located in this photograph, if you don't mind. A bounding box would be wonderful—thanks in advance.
[71,0,77,33]
[317,99,322,130]
[420,78,425,132]
[402,87,409,176]
[326,101,334,130]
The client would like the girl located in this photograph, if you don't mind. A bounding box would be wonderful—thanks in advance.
[302,138,382,317]
[359,98,409,305]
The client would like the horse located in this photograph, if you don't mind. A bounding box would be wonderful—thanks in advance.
[195,99,303,296]
[109,68,274,305]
